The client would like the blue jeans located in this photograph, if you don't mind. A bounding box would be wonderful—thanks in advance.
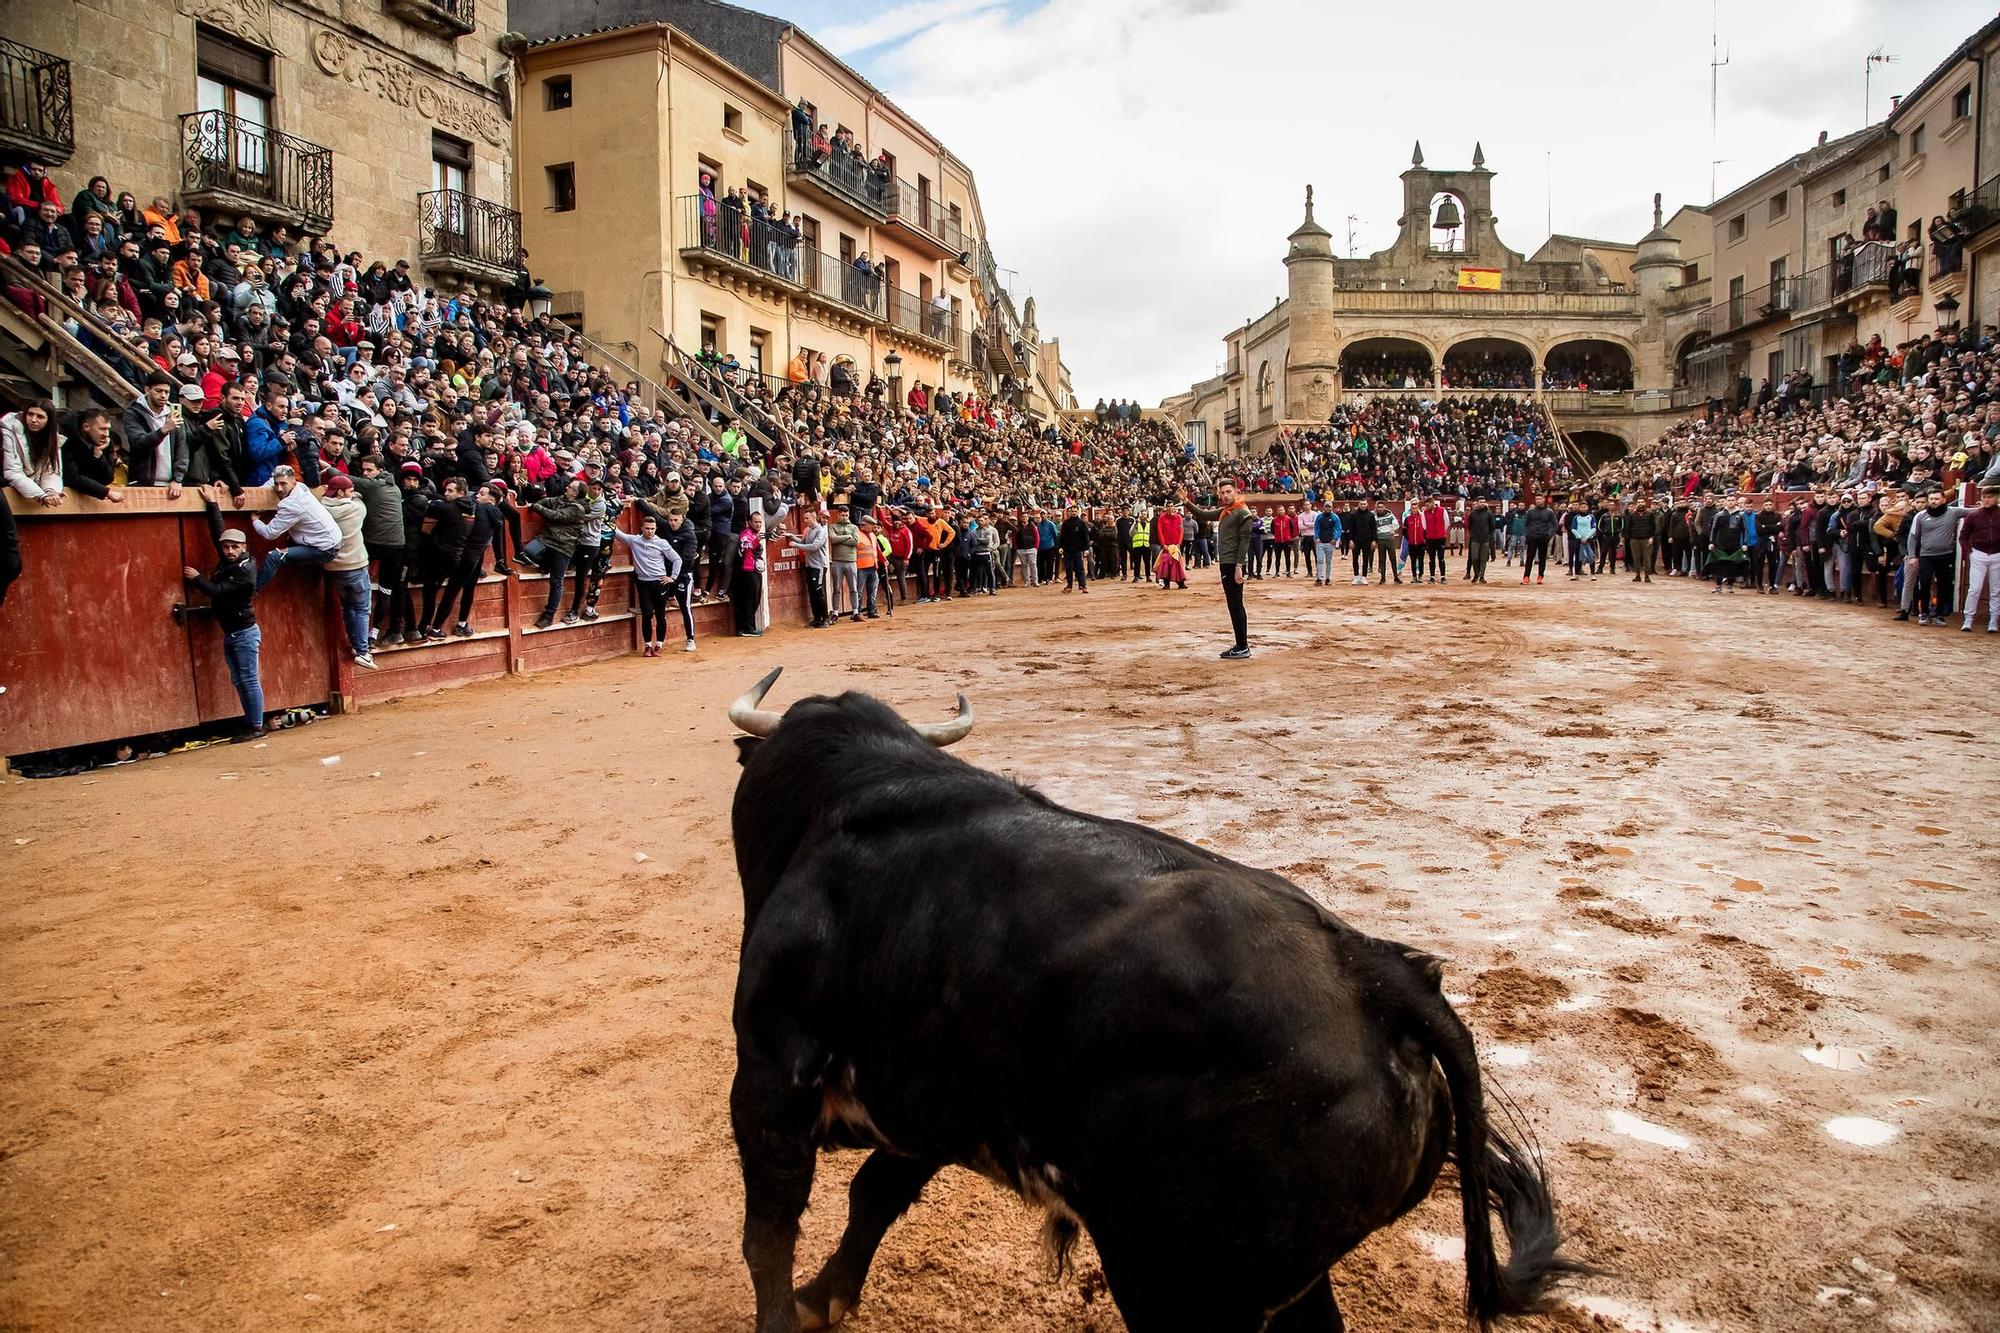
[1314,541,1335,580]
[330,567,371,654]
[255,543,336,591]
[223,624,264,728]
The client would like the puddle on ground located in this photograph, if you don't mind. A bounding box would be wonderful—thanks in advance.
[1554,993,1602,1012]
[1824,1116,1897,1147]
[1411,1230,1463,1264]
[1801,1046,1869,1071]
[1608,1110,1693,1150]
[1484,1045,1532,1067]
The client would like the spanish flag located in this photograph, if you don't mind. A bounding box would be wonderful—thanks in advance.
[1457,267,1502,292]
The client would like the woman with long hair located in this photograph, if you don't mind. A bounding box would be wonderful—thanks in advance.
[2,399,64,506]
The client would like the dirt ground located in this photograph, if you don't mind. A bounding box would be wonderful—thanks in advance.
[3,566,1997,1333]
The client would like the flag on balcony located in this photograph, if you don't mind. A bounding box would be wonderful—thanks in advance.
[1456,267,1502,292]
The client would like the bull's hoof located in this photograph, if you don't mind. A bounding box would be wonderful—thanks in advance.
[794,1275,853,1330]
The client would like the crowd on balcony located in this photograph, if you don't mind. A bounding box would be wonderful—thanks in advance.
[1340,348,1433,389]
[1253,396,1574,501]
[1440,346,1534,391]
[1540,347,1634,392]
[789,101,892,209]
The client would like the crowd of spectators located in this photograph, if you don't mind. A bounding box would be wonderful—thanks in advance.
[1540,346,1634,392]
[1255,396,1574,501]
[1440,346,1534,391]
[1340,349,1433,389]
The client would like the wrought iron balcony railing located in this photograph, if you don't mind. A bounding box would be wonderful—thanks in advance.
[180,110,332,231]
[788,144,890,219]
[419,189,521,274]
[0,38,74,163]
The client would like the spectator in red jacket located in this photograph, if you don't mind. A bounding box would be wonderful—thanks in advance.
[1423,499,1450,582]
[1269,506,1299,578]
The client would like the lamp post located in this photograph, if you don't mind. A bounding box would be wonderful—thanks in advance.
[526,280,554,321]
[1936,292,1961,331]
[884,349,903,413]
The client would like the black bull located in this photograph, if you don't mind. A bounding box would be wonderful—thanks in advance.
[728,669,1582,1332]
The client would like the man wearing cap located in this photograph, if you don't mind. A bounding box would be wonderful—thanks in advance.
[252,465,341,591]
[184,487,268,740]
[319,473,378,669]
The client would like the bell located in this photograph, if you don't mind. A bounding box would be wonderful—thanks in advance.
[1432,196,1463,231]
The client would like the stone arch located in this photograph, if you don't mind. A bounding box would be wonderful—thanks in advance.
[1256,361,1274,420]
[1568,429,1630,468]
[1441,332,1538,391]
[1337,334,1436,389]
[1671,331,1706,387]
[1543,335,1635,391]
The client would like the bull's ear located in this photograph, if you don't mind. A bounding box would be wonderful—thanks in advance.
[734,736,763,766]
[1403,949,1445,989]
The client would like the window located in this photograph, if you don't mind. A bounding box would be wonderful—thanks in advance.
[544,75,572,111]
[799,215,820,254]
[1954,84,1973,119]
[723,103,744,135]
[1768,191,1788,221]
[1768,349,1784,384]
[749,330,766,376]
[196,25,274,173]
[838,233,855,266]
[431,131,471,197]
[1681,262,1700,284]
[546,163,576,212]
[1831,188,1846,207]
[1728,214,1746,242]
[1768,256,1787,286]
[918,274,932,304]
[917,174,932,227]
[1877,163,1892,183]
[1727,275,1745,314]
[700,313,721,354]
[1910,124,1926,156]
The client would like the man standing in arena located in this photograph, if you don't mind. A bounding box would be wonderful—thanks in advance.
[1624,495,1658,582]
[1186,482,1254,658]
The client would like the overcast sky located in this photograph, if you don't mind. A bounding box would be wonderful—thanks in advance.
[789,0,1995,404]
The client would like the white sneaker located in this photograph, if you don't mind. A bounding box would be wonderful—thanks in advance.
[354,653,379,671]
[684,639,697,653]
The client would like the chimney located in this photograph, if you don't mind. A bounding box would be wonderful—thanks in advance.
[1818,130,1828,145]
[1891,95,1903,113]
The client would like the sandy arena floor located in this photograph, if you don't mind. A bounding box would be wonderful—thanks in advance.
[3,567,1997,1332]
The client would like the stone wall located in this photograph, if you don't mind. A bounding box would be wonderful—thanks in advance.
[4,0,511,267]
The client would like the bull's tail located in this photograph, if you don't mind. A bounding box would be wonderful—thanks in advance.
[1370,942,1591,1326]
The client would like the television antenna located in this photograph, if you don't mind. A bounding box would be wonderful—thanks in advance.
[1865,48,1899,125]
[1345,214,1361,257]
[1710,0,1730,202]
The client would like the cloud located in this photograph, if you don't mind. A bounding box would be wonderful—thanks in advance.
[818,0,1002,56]
[853,0,1993,404]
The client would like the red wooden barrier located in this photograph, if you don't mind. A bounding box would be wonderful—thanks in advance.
[0,490,810,757]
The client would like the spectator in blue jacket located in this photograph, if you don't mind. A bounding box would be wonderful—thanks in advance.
[1312,500,1342,584]
[243,380,293,487]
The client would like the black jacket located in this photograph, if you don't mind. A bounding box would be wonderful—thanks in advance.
[1058,516,1091,553]
[183,409,245,493]
[186,500,256,632]
[61,434,118,499]
[1624,508,1660,541]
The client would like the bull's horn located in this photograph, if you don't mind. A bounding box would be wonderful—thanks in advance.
[909,693,974,748]
[728,666,786,737]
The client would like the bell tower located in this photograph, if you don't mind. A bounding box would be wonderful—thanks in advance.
[1391,141,1516,269]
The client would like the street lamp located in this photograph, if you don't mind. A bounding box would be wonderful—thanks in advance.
[525,279,554,321]
[884,349,903,411]
[1935,292,1961,330]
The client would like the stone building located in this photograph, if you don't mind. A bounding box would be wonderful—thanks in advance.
[1685,15,2000,405]
[0,0,519,293]
[1160,145,1709,466]
[509,0,1061,414]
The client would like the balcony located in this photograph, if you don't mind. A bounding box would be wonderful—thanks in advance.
[882,282,959,354]
[786,145,888,222]
[674,194,800,303]
[1715,280,1795,337]
[180,110,332,232]
[0,38,74,165]
[1222,406,1243,434]
[793,246,882,333]
[986,319,1027,376]
[386,0,477,37]
[1960,172,2000,253]
[418,189,521,287]
[882,177,964,259]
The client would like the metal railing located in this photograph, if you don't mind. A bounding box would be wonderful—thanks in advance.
[418,189,521,272]
[883,176,963,253]
[789,144,889,217]
[1960,172,2000,236]
[1930,241,1966,281]
[0,38,72,160]
[1716,279,1795,335]
[676,194,802,283]
[886,284,958,345]
[179,110,332,229]
[798,245,884,318]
